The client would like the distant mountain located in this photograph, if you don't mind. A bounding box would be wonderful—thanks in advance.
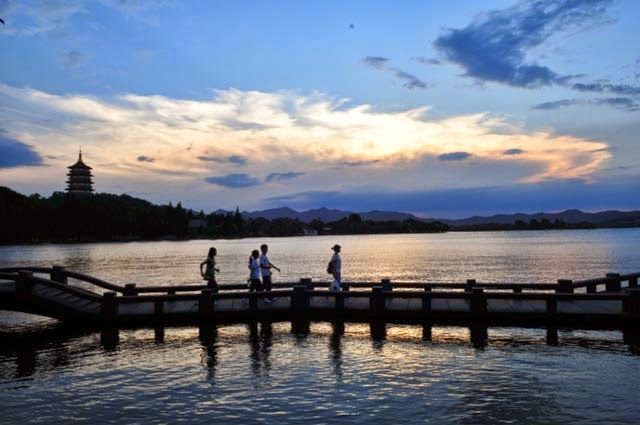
[237,207,423,223]
[439,209,640,226]
[211,206,640,227]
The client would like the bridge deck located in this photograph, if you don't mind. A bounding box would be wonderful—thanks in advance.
[0,268,639,329]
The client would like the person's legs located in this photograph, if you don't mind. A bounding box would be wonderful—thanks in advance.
[263,275,273,301]
[250,278,262,292]
[331,272,341,291]
[208,278,219,294]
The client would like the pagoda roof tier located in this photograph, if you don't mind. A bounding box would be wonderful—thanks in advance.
[67,151,92,170]
[67,169,92,175]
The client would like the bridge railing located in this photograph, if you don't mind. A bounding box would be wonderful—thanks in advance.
[1,266,639,297]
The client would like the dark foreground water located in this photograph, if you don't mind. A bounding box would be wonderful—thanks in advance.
[1,230,640,423]
[1,322,639,424]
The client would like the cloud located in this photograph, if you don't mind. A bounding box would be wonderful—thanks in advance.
[137,155,155,162]
[572,82,640,97]
[1,0,172,36]
[438,151,472,161]
[61,50,87,68]
[205,173,261,188]
[413,57,441,65]
[0,130,44,169]
[339,159,381,167]
[595,97,640,111]
[532,99,584,110]
[434,0,613,88]
[265,171,305,182]
[362,56,428,90]
[532,97,639,111]
[198,155,247,165]
[363,56,389,69]
[503,148,525,156]
[0,83,611,189]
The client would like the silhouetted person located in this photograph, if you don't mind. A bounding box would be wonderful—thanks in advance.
[328,244,342,291]
[260,243,280,303]
[200,247,220,293]
[248,249,262,292]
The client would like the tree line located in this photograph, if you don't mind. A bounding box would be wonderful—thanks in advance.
[0,187,448,244]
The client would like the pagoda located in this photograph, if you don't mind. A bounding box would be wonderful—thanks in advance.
[66,150,94,195]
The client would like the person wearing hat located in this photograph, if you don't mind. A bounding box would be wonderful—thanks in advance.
[328,244,342,291]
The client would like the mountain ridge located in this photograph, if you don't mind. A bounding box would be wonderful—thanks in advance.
[211,207,640,226]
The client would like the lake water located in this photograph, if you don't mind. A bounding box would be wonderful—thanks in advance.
[1,230,640,424]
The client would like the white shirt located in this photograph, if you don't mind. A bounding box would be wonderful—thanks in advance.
[259,254,271,277]
[331,253,342,274]
[250,258,260,279]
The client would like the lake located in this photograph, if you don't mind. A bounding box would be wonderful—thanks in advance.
[1,230,640,424]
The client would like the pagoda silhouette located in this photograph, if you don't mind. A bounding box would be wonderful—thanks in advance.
[66,149,94,195]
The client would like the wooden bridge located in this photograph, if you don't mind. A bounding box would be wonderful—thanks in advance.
[1,266,640,331]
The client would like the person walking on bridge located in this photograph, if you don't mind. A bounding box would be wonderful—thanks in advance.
[248,249,262,292]
[200,247,220,293]
[328,244,342,291]
[260,244,280,303]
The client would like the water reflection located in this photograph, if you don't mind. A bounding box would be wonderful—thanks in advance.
[2,230,639,290]
[291,320,310,343]
[329,321,344,382]
[248,321,273,380]
[546,326,559,346]
[154,325,165,344]
[449,354,560,424]
[622,328,640,355]
[370,320,387,351]
[470,324,488,348]
[199,324,218,382]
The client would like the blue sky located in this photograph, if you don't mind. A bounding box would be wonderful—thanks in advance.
[1,0,639,218]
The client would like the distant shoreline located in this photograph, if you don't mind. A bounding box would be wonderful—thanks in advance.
[2,225,637,246]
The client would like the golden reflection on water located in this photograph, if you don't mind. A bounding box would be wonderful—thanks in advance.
[1,230,639,288]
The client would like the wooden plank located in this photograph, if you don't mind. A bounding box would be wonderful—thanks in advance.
[487,299,514,313]
[447,299,470,312]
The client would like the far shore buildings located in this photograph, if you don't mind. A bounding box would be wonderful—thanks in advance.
[66,150,94,195]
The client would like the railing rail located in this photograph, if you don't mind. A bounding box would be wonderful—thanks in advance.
[1,266,639,297]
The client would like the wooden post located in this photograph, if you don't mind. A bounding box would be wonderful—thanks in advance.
[370,320,386,341]
[154,300,164,316]
[124,283,138,296]
[50,265,67,284]
[101,292,118,321]
[629,276,639,288]
[465,279,476,292]
[422,322,432,341]
[513,287,522,294]
[623,288,640,319]
[422,286,432,313]
[470,288,486,315]
[557,279,573,294]
[292,285,307,311]
[199,289,214,316]
[381,279,392,291]
[335,291,344,311]
[16,271,34,300]
[249,291,258,311]
[606,273,621,292]
[587,283,597,294]
[546,296,557,315]
[546,326,558,346]
[341,282,350,292]
[300,278,313,290]
[470,324,488,348]
[371,286,384,313]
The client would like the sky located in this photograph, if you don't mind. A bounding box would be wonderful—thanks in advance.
[1,0,639,218]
